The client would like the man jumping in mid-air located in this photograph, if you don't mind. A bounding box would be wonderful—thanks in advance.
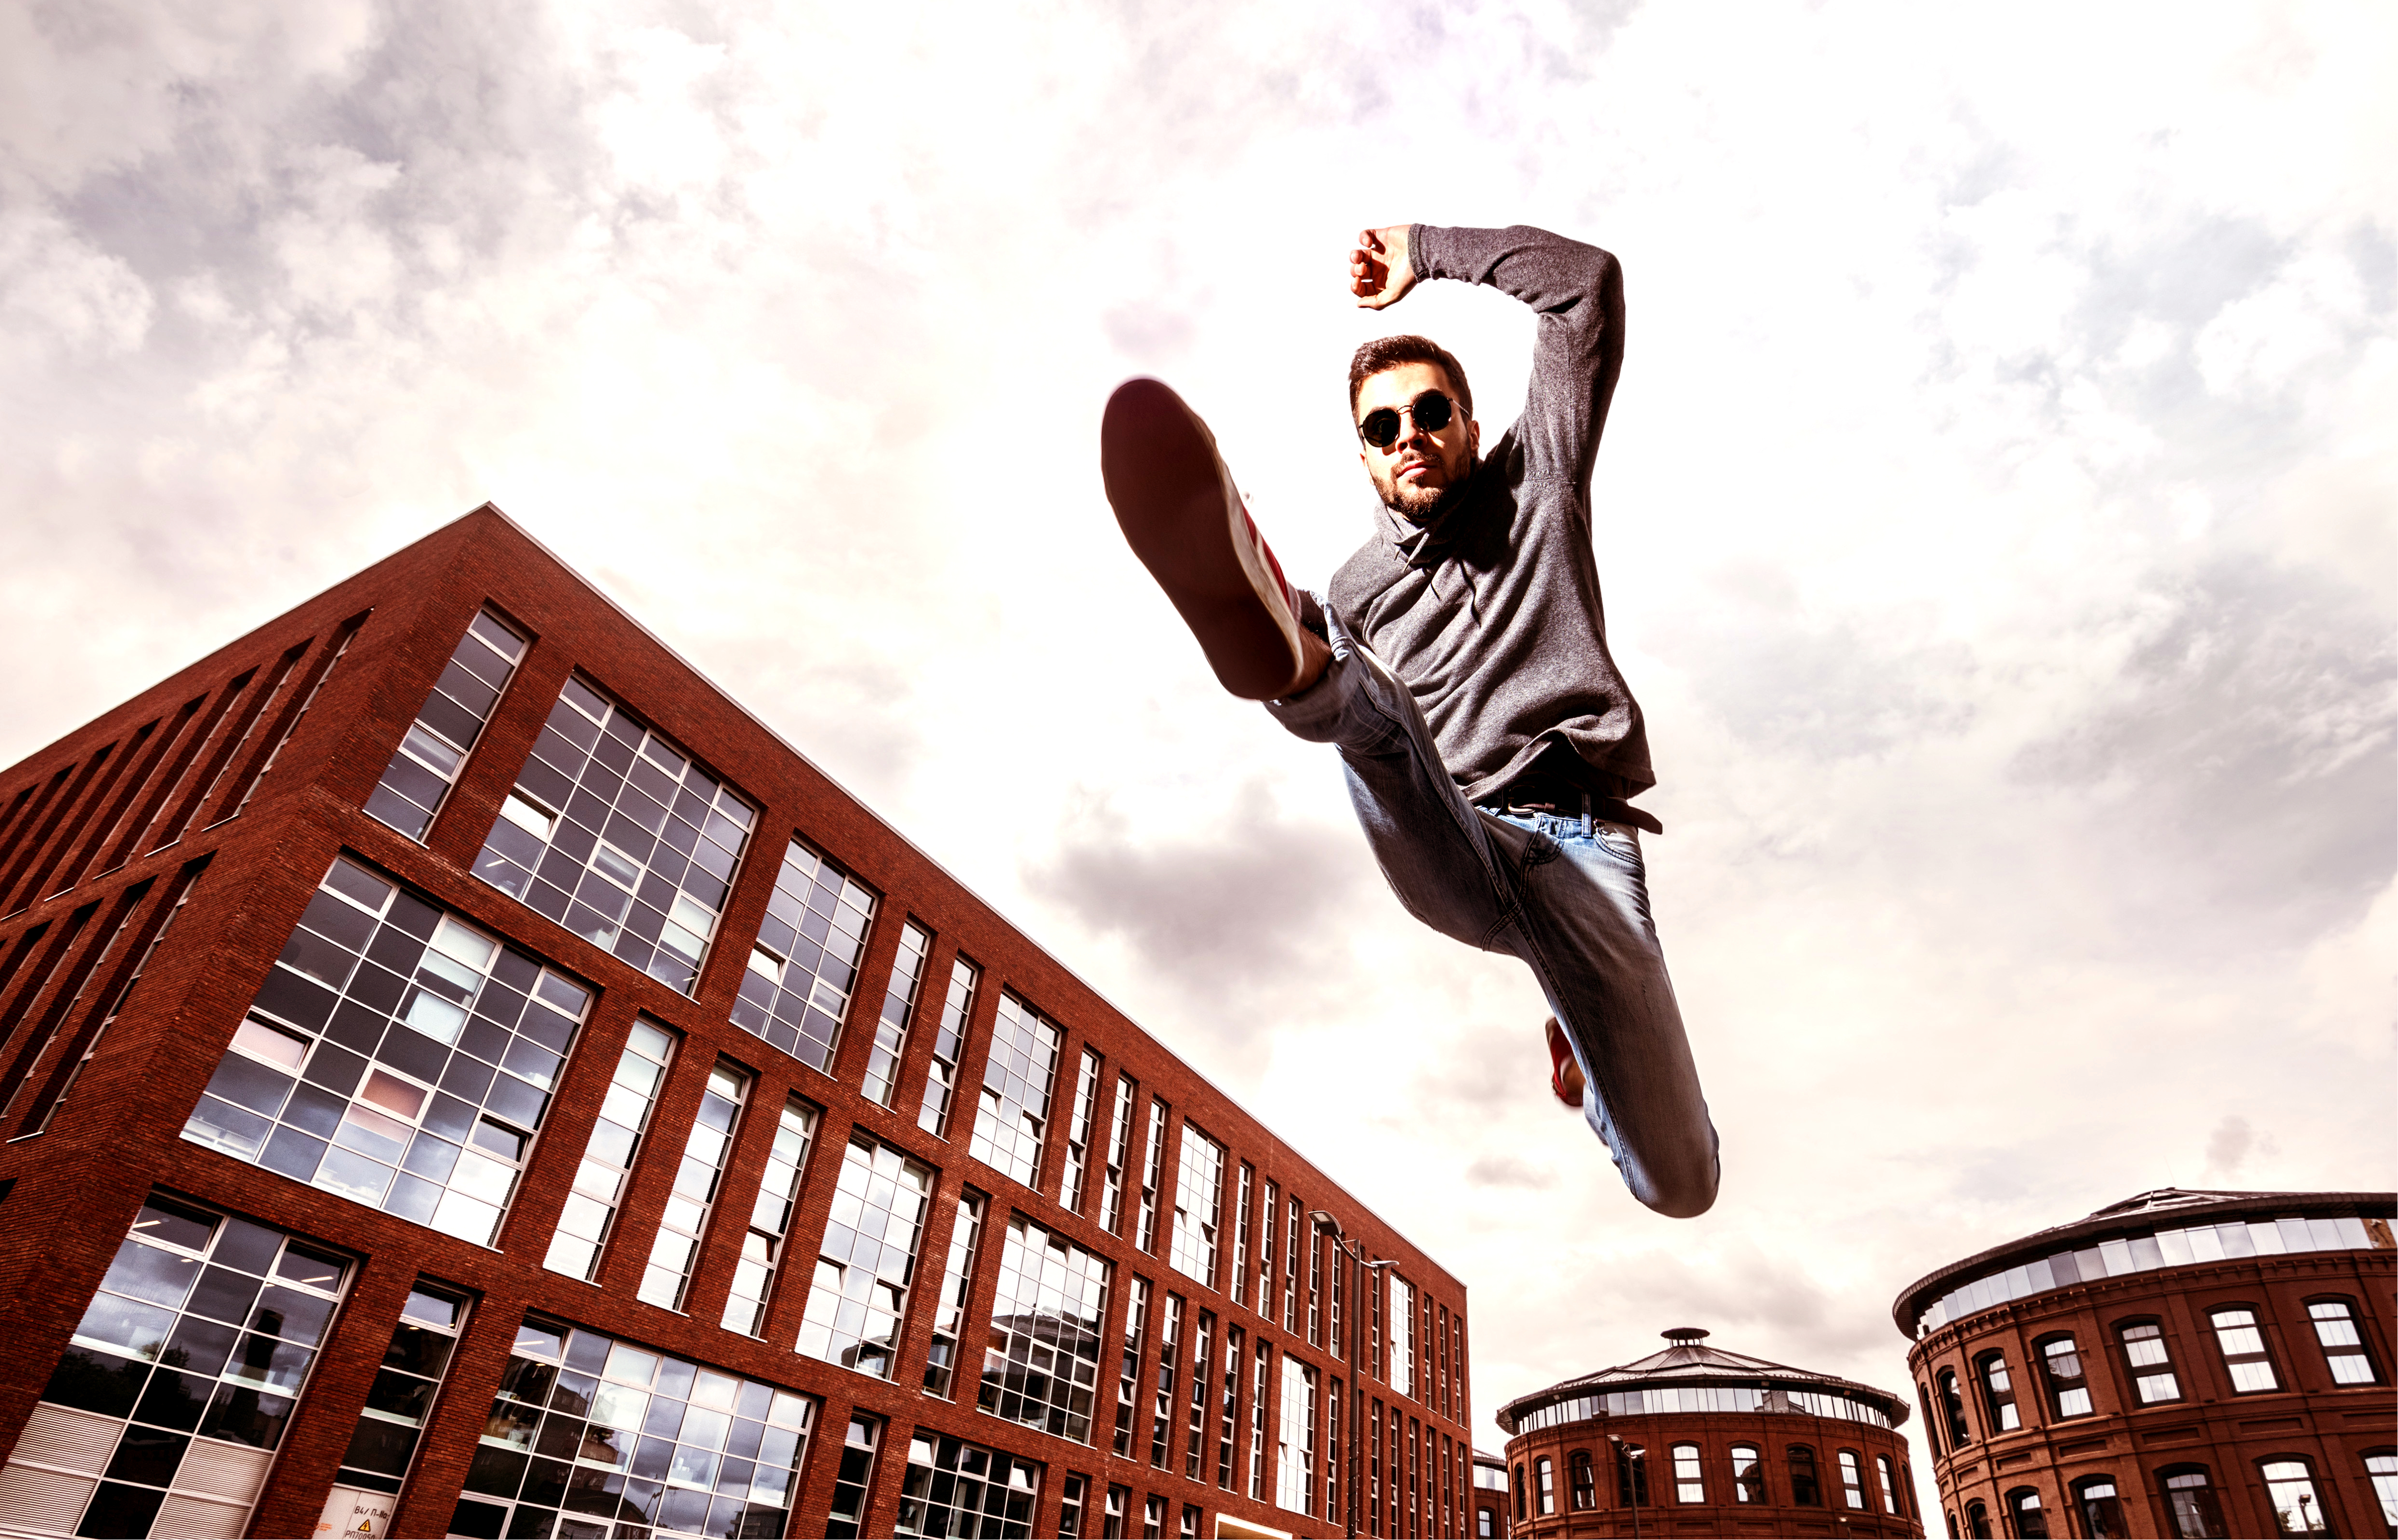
[1100,222,1718,1218]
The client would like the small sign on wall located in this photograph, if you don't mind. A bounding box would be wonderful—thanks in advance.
[315,1484,397,1539]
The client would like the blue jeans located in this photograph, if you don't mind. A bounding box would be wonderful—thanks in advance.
[1268,611,1720,1218]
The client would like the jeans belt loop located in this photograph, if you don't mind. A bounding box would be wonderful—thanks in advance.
[1581,791,1592,838]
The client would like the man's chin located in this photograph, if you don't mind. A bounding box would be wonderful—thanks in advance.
[1383,477,1458,524]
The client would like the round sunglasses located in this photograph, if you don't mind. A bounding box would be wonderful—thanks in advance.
[1356,389,1458,450]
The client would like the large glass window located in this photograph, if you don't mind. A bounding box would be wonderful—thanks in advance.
[730,836,876,1070]
[862,921,930,1105]
[1939,1367,1972,1444]
[1389,1277,1415,1397]
[1103,1078,1138,1234]
[1170,1125,1223,1289]
[546,1020,674,1281]
[971,993,1061,1188]
[1113,1277,1147,1458]
[2120,1320,2183,1403]
[0,1195,350,1540]
[473,675,754,994]
[1976,1351,2022,1430]
[2040,1334,2093,1417]
[1837,1448,1866,1509]
[723,1097,818,1336]
[2006,1486,2050,1538]
[183,855,591,1247]
[1153,1295,1183,1469]
[1570,1448,1594,1508]
[978,1212,1111,1444]
[2361,1451,2396,1538]
[1186,1309,1214,1481]
[1248,1340,1271,1502]
[2074,1476,2129,1539]
[2159,1466,2228,1539]
[1276,1357,1317,1515]
[1217,1325,1242,1490]
[1061,1048,1102,1213]
[2308,1299,2379,1385]
[330,1279,470,1503]
[824,1414,881,1540]
[449,1313,814,1540]
[637,1059,748,1309]
[1231,1164,1253,1310]
[895,1431,1041,1539]
[1138,1098,1169,1254]
[365,609,525,841]
[2260,1458,2328,1536]
[918,955,979,1138]
[1730,1443,1765,1503]
[1674,1443,1704,1503]
[924,1190,988,1399]
[1876,1452,1902,1515]
[799,1140,933,1378]
[2211,1306,2280,1392]
[1786,1444,1818,1506]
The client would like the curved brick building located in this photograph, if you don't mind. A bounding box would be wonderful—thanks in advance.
[0,509,1480,1540]
[1893,1187,2396,1539]
[1495,1328,1924,1538]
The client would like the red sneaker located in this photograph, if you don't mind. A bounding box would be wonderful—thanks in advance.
[1102,378,1311,700]
[1544,1016,1582,1109]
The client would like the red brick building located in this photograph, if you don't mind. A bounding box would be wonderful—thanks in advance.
[0,507,1478,1540]
[1494,1328,1924,1539]
[1893,1188,2396,1540]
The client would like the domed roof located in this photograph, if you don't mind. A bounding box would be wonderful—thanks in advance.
[1495,1328,1909,1434]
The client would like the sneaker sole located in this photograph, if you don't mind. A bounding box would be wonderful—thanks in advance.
[1102,378,1305,700]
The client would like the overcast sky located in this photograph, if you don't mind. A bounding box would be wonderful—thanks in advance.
[2,0,2390,1518]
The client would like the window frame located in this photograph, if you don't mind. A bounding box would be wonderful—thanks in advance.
[1534,1453,1554,1516]
[1975,1349,2022,1432]
[1730,1442,1766,1504]
[2303,1295,2381,1387]
[2156,1464,2227,1540]
[2071,1474,2129,1540]
[2116,1317,2185,1405]
[2209,1304,2282,1395]
[2256,1454,2329,1538]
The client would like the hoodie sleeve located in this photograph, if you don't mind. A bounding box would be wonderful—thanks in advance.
[1411,224,1625,503]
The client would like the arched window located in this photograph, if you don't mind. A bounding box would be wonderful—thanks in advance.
[1918,1380,1943,1455]
[1512,1462,1525,1521]
[1964,1498,1993,1538]
[1837,1450,1867,1510]
[2258,1457,2328,1536]
[2360,1450,2395,1537]
[1787,1445,1820,1506]
[1615,1442,1648,1508]
[2157,1465,2227,1540]
[1976,1351,2022,1431]
[1875,1453,1901,1515]
[2118,1320,2183,1403]
[1939,1367,1973,1444]
[2306,1298,2381,1386]
[2038,1334,2092,1417]
[1535,1455,1555,1516]
[2072,1476,2129,1539]
[1671,1443,1703,1504]
[1476,1504,1495,1538]
[1729,1444,1765,1504]
[2210,1306,2280,1393]
[1569,1449,1594,1509]
[2005,1486,2050,1539]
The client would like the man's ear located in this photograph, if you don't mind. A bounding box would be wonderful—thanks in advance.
[1467,418,1481,459]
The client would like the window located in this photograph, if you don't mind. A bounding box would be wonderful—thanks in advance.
[1674,1442,1704,1503]
[922,1190,988,1399]
[1231,1164,1253,1309]
[1306,1227,1323,1346]
[472,675,755,994]
[2259,1458,2328,1536]
[1532,1455,1554,1515]
[545,1020,674,1279]
[1976,1351,2022,1431]
[183,856,591,1249]
[1837,1449,1866,1509]
[1153,1295,1182,1469]
[1281,1197,1300,1333]
[1786,1444,1818,1506]
[1965,1498,1993,1538]
[1186,1310,1215,1480]
[1477,1504,1495,1537]
[723,1097,819,1335]
[1876,1452,1901,1515]
[1918,1379,1942,1454]
[2308,1299,2379,1385]
[971,993,1061,1188]
[1730,1443,1765,1503]
[1248,1340,1270,1502]
[824,1415,882,1539]
[1216,1325,1242,1490]
[1115,1278,1149,1458]
[1059,1473,1089,1540]
[862,921,931,1105]
[799,1140,933,1378]
[2361,1450,2396,1538]
[729,837,876,1070]
[637,1059,748,1309]
[895,1430,1040,1538]
[1144,1493,1165,1537]
[2074,1476,2129,1539]
[449,1314,817,1540]
[2,1195,350,1540]
[2005,1486,2050,1538]
[1511,1462,1524,1521]
[1062,1048,1102,1212]
[2211,1306,2280,1393]
[918,954,978,1137]
[1105,1482,1130,1538]
[1939,1367,1972,1444]
[1390,1277,1415,1397]
[2119,1320,2183,1403]
[364,609,525,840]
[1615,1440,1649,1506]
[1276,1357,1317,1515]
[332,1280,470,1497]
[1138,1098,1169,1253]
[2158,1466,2228,1539]
[1170,1125,1223,1288]
[978,1212,1111,1444]
[1180,1502,1201,1538]
[2039,1334,2092,1417]
[1569,1448,1594,1508]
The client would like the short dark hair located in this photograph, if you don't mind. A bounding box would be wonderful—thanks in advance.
[1348,334,1473,422]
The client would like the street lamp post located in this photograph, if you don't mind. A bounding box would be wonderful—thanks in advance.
[1607,1434,1644,1540]
[1313,1210,1394,1540]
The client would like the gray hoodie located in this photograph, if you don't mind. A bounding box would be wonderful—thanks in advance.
[1326,223,1659,833]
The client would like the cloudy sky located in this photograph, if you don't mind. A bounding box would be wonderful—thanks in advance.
[2,0,2390,1516]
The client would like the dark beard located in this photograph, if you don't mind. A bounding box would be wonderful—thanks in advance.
[1381,457,1474,524]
